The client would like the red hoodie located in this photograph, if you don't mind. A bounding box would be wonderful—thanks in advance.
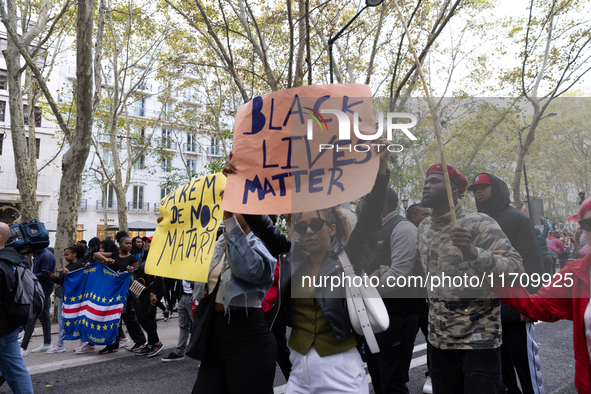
[493,253,591,393]
[548,236,566,254]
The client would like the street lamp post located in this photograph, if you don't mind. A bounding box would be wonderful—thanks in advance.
[328,0,383,84]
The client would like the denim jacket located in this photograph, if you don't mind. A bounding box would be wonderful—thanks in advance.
[194,216,276,313]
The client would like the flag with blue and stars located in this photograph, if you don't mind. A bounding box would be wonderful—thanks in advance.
[61,261,130,346]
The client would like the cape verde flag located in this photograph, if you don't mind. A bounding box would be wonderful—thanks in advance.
[61,261,130,346]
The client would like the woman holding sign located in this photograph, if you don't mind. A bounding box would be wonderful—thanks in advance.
[191,211,277,393]
[224,139,390,394]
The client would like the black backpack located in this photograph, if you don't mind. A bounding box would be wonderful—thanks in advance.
[10,263,45,326]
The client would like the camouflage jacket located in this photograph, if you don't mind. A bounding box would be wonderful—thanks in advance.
[417,204,523,350]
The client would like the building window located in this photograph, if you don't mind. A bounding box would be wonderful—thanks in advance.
[134,97,145,117]
[160,187,172,200]
[97,225,116,241]
[76,224,84,243]
[186,133,197,152]
[0,39,6,54]
[0,136,3,155]
[0,101,5,122]
[162,102,172,119]
[187,159,196,173]
[23,105,42,127]
[134,155,145,170]
[103,150,113,167]
[161,157,171,172]
[25,137,41,159]
[102,184,115,208]
[0,70,6,90]
[161,128,172,149]
[132,185,144,209]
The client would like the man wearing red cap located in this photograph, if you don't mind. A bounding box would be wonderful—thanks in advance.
[469,173,546,394]
[417,164,524,394]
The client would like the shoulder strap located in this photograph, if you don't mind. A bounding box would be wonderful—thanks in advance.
[338,250,380,354]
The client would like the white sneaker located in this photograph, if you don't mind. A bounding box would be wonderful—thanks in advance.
[423,376,433,394]
[20,348,28,357]
[75,344,96,354]
[18,336,23,345]
[74,341,87,352]
[46,345,66,354]
[31,344,53,353]
[119,337,130,348]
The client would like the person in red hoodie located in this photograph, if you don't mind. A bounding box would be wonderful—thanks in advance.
[492,196,591,393]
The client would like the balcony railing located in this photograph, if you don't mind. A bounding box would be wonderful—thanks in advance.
[153,203,160,213]
[156,139,177,150]
[128,202,150,213]
[183,143,197,152]
[96,200,117,212]
[79,199,87,211]
[207,145,221,156]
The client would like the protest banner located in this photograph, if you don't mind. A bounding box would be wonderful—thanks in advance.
[145,173,226,282]
[222,84,380,214]
[61,262,129,346]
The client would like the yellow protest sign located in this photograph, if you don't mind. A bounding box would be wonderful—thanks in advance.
[145,173,226,283]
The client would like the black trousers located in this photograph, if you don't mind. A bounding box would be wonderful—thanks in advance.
[501,323,543,394]
[366,312,419,394]
[106,295,146,349]
[193,308,276,394]
[136,291,159,345]
[430,346,506,394]
[264,309,292,380]
[164,279,177,310]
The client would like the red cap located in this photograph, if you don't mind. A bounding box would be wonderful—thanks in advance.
[467,174,492,191]
[141,236,153,241]
[425,163,468,195]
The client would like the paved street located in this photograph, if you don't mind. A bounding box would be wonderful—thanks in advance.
[1,312,575,394]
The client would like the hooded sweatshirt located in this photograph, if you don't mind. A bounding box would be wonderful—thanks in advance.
[0,247,30,336]
[475,173,546,294]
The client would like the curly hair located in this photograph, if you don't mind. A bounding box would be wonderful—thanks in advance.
[115,231,130,244]
[99,239,118,253]
[293,206,355,243]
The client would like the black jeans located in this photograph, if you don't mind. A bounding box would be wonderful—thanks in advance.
[366,312,419,394]
[193,308,276,394]
[21,288,52,349]
[136,291,159,345]
[264,309,292,380]
[430,346,506,394]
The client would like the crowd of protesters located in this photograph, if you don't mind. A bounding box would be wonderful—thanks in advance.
[1,145,590,394]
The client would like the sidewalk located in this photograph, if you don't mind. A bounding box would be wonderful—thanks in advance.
[21,309,182,375]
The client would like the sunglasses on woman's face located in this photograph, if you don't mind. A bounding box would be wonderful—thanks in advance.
[293,219,328,235]
[579,218,591,232]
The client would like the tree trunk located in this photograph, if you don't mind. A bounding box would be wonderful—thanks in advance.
[54,0,96,269]
[513,104,542,209]
[114,184,129,234]
[4,1,38,221]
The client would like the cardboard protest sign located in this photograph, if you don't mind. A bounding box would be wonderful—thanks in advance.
[222,84,379,214]
[145,173,226,282]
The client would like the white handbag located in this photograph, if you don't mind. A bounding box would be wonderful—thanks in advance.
[339,250,390,354]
